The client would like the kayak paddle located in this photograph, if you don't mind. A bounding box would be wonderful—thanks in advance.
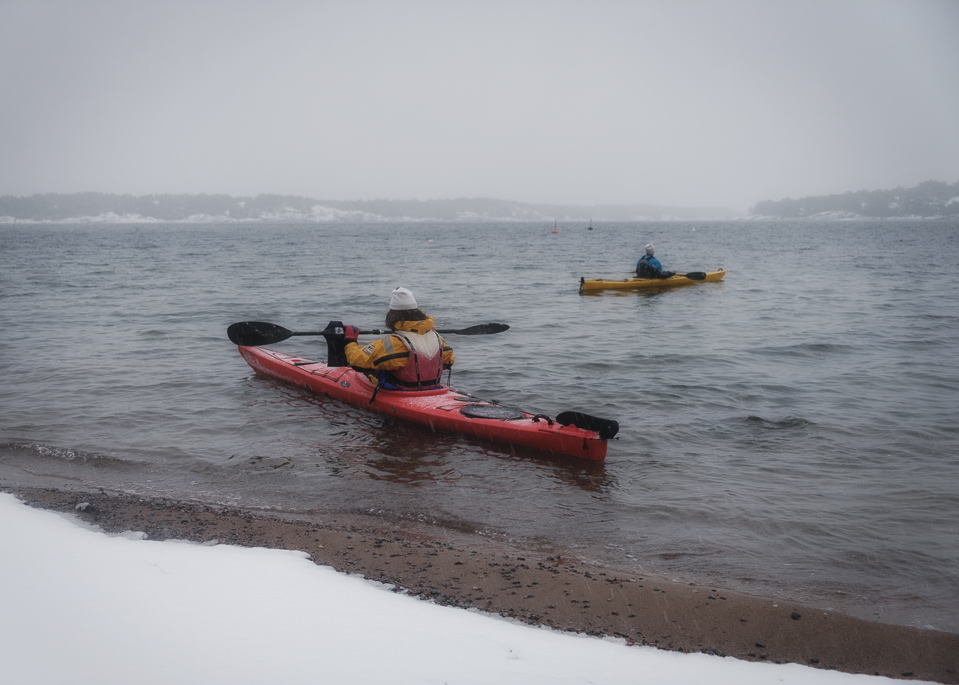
[227,321,509,346]
[629,271,707,280]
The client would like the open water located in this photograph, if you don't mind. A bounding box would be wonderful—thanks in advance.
[1,219,957,632]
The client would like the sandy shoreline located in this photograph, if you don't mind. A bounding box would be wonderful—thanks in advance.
[4,484,957,683]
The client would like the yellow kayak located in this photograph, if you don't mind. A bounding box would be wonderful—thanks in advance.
[579,269,726,293]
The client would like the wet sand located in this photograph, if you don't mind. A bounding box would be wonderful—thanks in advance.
[4,485,957,683]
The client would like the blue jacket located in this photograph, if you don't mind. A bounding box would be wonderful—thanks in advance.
[636,254,665,278]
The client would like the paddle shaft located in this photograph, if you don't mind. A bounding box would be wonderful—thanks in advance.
[227,321,508,346]
[631,271,707,280]
[286,326,496,337]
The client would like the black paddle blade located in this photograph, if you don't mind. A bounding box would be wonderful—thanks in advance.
[227,321,294,346]
[683,272,707,281]
[448,323,510,335]
[556,411,620,440]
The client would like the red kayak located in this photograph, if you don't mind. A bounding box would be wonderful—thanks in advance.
[236,345,617,460]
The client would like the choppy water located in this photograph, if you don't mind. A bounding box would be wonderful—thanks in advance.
[1,219,957,632]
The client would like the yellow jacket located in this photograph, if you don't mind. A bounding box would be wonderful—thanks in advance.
[345,317,454,374]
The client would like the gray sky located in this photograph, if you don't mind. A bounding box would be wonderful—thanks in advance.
[1,0,957,211]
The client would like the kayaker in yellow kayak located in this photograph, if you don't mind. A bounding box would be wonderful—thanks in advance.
[636,244,675,279]
[342,287,454,391]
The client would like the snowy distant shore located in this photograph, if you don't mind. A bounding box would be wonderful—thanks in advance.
[0,192,742,223]
[3,181,957,224]
[2,487,956,684]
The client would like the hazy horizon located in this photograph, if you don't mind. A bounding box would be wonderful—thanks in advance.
[2,0,957,212]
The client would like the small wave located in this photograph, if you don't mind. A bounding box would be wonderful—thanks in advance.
[0,442,160,472]
[2,441,100,462]
[232,454,297,472]
[748,342,854,358]
[742,416,815,430]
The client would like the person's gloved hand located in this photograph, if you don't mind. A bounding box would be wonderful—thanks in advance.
[343,325,361,344]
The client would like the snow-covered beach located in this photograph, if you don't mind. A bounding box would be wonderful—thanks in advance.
[2,490,955,684]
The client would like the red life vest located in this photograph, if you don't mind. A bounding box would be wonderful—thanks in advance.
[389,329,444,390]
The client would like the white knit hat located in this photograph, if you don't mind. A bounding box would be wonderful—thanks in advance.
[389,286,418,311]
[644,243,655,255]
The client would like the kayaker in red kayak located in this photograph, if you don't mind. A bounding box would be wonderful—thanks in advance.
[343,287,454,391]
[636,244,675,279]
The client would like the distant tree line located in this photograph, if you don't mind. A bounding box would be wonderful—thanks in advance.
[0,193,329,222]
[750,180,959,218]
[0,192,739,222]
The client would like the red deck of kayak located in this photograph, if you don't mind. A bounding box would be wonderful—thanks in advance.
[237,345,608,460]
